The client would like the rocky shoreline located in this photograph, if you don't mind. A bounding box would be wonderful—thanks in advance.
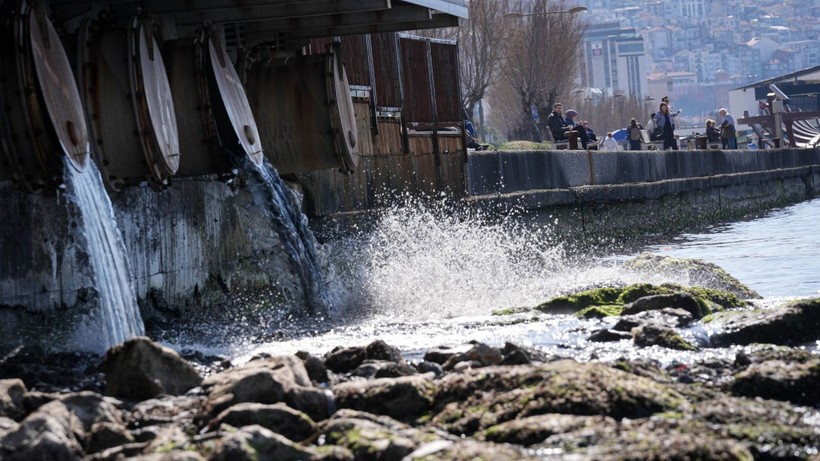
[1,276,819,460]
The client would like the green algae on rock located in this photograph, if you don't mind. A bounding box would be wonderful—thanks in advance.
[534,283,746,318]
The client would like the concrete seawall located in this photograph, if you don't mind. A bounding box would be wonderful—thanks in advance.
[467,147,820,237]
[0,177,311,351]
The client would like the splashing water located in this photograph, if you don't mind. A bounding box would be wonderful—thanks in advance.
[224,197,736,363]
[241,158,331,313]
[64,158,144,352]
[163,195,817,367]
[325,197,657,321]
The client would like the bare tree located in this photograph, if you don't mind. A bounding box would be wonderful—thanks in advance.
[458,0,512,117]
[414,0,512,119]
[501,0,585,141]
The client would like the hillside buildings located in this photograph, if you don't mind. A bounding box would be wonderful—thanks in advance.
[578,0,819,118]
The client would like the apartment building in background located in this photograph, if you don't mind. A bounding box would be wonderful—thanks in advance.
[582,22,649,99]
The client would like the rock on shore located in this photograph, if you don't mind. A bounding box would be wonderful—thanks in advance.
[1,291,819,460]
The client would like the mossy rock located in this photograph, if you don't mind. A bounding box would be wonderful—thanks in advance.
[577,304,623,319]
[535,287,623,314]
[633,324,699,351]
[617,283,677,304]
[624,283,744,311]
[481,413,617,446]
[536,283,742,318]
[431,360,690,435]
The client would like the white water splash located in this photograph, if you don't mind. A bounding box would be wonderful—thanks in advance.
[324,197,654,321]
[64,158,144,352]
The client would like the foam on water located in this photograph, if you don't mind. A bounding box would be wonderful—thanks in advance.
[64,158,144,352]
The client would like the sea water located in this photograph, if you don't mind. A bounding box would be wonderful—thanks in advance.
[164,195,820,364]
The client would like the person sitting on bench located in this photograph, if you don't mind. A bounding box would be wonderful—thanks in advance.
[548,103,589,148]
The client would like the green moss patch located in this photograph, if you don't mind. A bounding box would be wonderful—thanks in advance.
[577,304,624,319]
[534,282,748,320]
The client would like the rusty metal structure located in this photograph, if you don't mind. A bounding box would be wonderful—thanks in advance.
[0,0,468,212]
[0,1,91,190]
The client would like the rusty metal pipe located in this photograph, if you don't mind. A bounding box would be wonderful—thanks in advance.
[246,44,358,175]
[0,0,90,190]
[77,13,179,191]
[165,27,263,179]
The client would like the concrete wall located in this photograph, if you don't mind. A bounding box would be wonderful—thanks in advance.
[468,148,820,196]
[0,177,308,322]
[467,147,820,238]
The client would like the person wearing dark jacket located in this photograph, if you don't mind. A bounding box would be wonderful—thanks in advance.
[627,118,644,150]
[706,119,721,143]
[548,104,590,149]
[548,103,570,142]
[582,121,597,142]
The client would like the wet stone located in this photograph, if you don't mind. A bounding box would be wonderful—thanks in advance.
[103,337,203,401]
[588,328,632,342]
[323,346,367,374]
[632,323,698,351]
[708,298,820,347]
[295,350,330,385]
[422,344,473,365]
[0,379,26,420]
[622,292,706,319]
[442,342,502,371]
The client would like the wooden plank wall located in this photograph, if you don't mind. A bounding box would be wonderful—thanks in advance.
[296,102,467,217]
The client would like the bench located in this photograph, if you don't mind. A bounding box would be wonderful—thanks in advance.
[639,129,664,150]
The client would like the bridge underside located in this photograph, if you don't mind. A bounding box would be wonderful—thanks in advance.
[47,0,467,47]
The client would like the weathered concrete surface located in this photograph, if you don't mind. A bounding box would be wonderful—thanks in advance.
[468,148,820,196]
[0,177,306,352]
[467,147,820,237]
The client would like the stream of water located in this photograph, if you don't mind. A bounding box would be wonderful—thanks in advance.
[65,158,144,352]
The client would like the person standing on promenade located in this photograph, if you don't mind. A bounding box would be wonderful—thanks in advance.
[627,118,644,150]
[706,119,721,144]
[656,102,679,150]
[719,108,737,149]
[661,96,681,117]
